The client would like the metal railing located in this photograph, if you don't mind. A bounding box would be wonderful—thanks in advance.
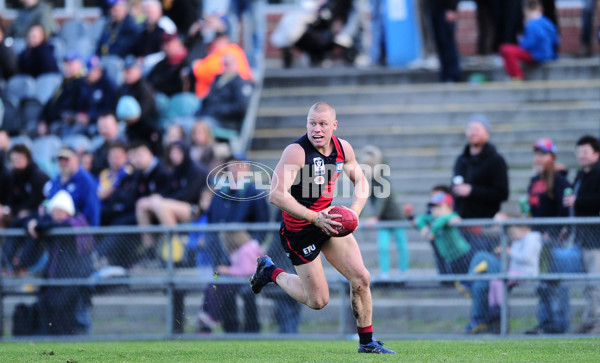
[1,217,599,340]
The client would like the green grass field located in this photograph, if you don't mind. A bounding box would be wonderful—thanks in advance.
[2,339,600,362]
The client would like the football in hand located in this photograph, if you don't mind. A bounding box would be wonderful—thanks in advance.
[328,206,358,237]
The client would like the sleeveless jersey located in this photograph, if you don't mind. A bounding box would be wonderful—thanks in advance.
[282,134,346,232]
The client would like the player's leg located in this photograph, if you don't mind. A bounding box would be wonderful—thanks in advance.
[321,234,372,327]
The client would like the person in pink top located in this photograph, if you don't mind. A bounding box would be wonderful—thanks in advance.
[197,231,264,333]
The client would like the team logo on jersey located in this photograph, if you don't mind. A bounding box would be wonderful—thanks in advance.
[336,161,344,174]
[313,157,325,176]
[314,176,325,185]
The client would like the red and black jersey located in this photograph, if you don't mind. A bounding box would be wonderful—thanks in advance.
[282,134,346,232]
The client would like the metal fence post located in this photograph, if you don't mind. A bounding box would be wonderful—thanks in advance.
[499,223,509,336]
[164,229,177,336]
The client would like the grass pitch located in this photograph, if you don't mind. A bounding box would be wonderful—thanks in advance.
[2,338,599,362]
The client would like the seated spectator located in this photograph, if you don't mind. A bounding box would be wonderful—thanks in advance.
[7,0,54,40]
[0,22,18,82]
[116,95,162,156]
[75,56,118,135]
[415,192,474,275]
[163,123,186,151]
[196,55,253,135]
[118,55,157,123]
[146,33,193,96]
[185,11,228,61]
[97,141,136,226]
[135,141,207,253]
[465,213,542,334]
[189,119,229,170]
[197,230,264,333]
[26,190,94,335]
[17,24,59,78]
[0,146,12,228]
[39,53,86,137]
[192,32,252,99]
[96,0,140,57]
[499,0,560,80]
[90,112,123,177]
[132,0,177,59]
[45,146,100,227]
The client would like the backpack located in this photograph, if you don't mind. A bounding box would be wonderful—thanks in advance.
[12,302,40,336]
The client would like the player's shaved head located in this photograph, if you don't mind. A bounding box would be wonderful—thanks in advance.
[308,102,336,121]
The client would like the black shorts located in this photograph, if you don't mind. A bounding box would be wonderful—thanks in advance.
[280,222,330,266]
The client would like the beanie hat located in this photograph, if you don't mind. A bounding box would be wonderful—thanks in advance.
[47,190,75,216]
[116,95,141,121]
[467,114,491,133]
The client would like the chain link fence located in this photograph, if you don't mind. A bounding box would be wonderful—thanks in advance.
[1,217,599,340]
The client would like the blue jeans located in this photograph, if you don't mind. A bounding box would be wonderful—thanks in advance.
[377,227,409,274]
[369,0,385,64]
[537,281,571,333]
[469,251,501,324]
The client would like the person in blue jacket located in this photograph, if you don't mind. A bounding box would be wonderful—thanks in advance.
[44,146,101,227]
[96,0,140,57]
[499,0,560,80]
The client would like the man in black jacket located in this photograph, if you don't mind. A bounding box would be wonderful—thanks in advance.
[118,55,157,123]
[564,135,600,334]
[452,114,509,252]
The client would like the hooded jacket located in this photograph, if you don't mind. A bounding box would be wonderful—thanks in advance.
[163,141,207,204]
[520,15,560,62]
[453,142,509,219]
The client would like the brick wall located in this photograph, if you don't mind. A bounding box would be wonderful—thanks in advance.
[266,5,600,59]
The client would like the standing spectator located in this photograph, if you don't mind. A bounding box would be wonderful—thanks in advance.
[192,33,253,99]
[499,0,559,81]
[7,0,54,39]
[474,0,497,55]
[116,95,162,155]
[97,141,136,226]
[578,0,597,57]
[17,24,59,78]
[146,33,192,96]
[45,146,100,226]
[135,141,207,253]
[96,0,141,57]
[196,55,254,134]
[133,0,177,59]
[539,0,559,29]
[564,135,600,334]
[452,114,509,252]
[0,21,18,82]
[39,53,86,137]
[525,137,572,335]
[91,112,123,177]
[118,55,157,123]
[429,0,461,82]
[494,0,524,48]
[76,56,119,135]
[360,145,409,278]
[228,0,266,70]
[26,190,94,335]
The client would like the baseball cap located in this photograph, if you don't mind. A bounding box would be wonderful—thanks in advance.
[533,137,556,155]
[123,55,139,69]
[86,55,102,72]
[57,146,77,159]
[428,192,454,207]
[63,51,82,62]
[161,32,178,45]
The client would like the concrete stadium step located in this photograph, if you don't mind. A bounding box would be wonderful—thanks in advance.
[254,100,600,129]
[260,79,600,108]
[263,58,600,88]
[250,121,598,151]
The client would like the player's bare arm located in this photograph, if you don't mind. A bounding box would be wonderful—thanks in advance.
[269,144,341,235]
